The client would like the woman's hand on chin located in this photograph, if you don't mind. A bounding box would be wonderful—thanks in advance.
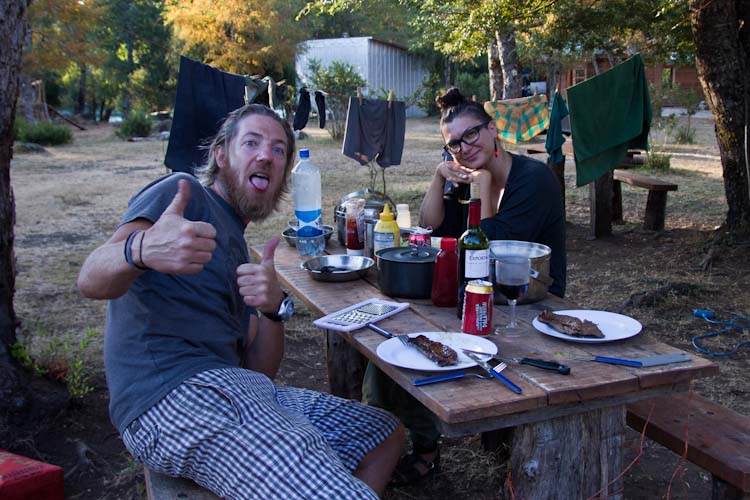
[438,160,471,185]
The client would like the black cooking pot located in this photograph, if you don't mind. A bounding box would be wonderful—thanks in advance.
[376,246,439,299]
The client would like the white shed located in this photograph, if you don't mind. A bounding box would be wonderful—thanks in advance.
[295,36,428,118]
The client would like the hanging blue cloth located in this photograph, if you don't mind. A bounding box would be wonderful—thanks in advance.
[545,92,569,166]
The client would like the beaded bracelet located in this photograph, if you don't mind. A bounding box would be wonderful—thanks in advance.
[124,230,149,271]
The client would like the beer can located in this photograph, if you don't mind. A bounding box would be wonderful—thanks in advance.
[461,279,493,335]
[408,231,431,247]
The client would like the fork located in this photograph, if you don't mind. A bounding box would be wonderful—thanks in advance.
[494,362,508,373]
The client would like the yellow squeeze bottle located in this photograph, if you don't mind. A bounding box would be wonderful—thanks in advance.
[373,205,400,258]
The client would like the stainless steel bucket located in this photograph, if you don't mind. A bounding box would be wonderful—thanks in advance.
[334,189,395,246]
[490,240,552,304]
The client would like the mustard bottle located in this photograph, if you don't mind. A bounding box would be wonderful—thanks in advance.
[373,204,400,258]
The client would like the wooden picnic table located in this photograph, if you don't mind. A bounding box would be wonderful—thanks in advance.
[252,242,718,499]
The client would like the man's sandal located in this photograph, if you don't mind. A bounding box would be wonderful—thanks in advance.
[390,450,440,487]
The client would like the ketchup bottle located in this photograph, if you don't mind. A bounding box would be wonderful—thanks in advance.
[431,237,458,307]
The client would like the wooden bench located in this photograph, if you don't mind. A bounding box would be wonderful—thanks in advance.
[612,169,678,230]
[626,393,750,499]
[145,468,219,500]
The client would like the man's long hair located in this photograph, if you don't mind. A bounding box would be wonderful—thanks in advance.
[196,104,295,197]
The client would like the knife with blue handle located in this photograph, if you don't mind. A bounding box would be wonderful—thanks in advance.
[464,352,523,394]
[413,372,468,386]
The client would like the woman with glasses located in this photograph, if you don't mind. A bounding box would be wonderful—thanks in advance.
[420,88,566,293]
[363,88,567,487]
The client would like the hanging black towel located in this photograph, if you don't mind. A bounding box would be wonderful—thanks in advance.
[315,91,326,129]
[293,88,311,131]
[165,56,246,175]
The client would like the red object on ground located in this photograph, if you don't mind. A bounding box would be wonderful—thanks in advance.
[0,449,64,500]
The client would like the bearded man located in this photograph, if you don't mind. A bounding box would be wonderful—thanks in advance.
[78,104,404,500]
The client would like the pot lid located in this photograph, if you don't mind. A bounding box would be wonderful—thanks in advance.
[376,246,438,263]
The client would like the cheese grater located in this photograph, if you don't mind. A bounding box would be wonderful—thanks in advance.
[313,299,410,332]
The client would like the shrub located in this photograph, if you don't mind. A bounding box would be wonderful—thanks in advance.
[675,125,695,144]
[306,59,367,141]
[645,152,671,171]
[456,72,490,102]
[16,119,72,146]
[116,111,153,139]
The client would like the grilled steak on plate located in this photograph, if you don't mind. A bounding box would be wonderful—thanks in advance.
[406,335,459,366]
[538,310,605,339]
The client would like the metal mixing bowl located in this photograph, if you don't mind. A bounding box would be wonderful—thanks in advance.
[282,225,334,247]
[302,255,374,282]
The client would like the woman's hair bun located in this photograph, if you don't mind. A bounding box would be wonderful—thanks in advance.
[436,87,465,110]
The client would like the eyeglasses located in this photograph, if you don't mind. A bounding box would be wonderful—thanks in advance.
[443,121,491,155]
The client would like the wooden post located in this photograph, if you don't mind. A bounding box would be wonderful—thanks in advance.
[644,190,668,231]
[325,330,367,400]
[590,170,614,238]
[612,179,623,224]
[506,405,624,500]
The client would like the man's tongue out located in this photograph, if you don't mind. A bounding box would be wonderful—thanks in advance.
[250,174,269,191]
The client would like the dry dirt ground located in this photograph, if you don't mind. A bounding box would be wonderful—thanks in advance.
[4,115,749,500]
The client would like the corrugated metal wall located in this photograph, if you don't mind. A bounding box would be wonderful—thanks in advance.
[295,37,427,118]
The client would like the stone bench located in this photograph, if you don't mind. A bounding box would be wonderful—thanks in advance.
[626,393,750,499]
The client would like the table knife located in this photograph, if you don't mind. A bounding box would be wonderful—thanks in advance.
[461,348,571,375]
[464,352,523,394]
[589,353,691,367]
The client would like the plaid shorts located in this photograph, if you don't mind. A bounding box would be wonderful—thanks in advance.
[122,368,399,500]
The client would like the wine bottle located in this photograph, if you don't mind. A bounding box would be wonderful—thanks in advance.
[457,197,490,318]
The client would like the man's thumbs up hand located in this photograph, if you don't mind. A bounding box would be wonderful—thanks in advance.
[237,236,284,312]
[162,177,191,217]
[143,179,218,274]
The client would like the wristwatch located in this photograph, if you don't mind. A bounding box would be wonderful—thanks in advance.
[262,292,294,322]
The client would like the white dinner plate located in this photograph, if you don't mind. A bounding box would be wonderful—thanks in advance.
[376,332,498,372]
[532,310,642,343]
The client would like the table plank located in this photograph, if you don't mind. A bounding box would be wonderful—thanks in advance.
[256,243,718,432]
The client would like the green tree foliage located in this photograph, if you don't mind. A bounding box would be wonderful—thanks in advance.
[96,0,175,114]
[26,0,103,76]
[305,59,367,140]
[165,0,304,78]
[298,0,416,46]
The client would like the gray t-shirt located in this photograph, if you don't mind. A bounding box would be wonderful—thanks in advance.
[104,173,254,433]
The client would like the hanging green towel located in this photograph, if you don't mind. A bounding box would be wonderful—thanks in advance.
[545,91,569,165]
[567,54,651,187]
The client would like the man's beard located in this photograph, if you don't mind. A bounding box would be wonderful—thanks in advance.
[220,168,283,223]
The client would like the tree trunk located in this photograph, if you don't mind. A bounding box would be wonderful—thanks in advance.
[488,38,503,101]
[496,29,522,99]
[592,51,600,75]
[546,60,560,96]
[443,57,451,90]
[1,0,31,416]
[690,0,750,234]
[75,63,87,116]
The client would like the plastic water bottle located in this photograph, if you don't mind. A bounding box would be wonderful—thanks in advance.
[291,149,324,257]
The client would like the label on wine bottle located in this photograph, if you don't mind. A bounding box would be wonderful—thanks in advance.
[464,249,489,278]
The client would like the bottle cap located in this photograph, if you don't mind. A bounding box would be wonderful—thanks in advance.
[440,237,457,252]
[396,203,410,213]
[299,149,310,159]
[379,204,395,221]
